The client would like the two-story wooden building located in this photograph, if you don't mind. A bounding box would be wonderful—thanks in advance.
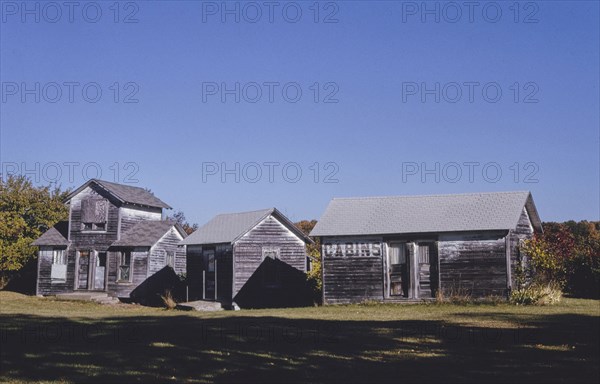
[32,179,187,300]
[310,191,542,304]
[180,208,314,309]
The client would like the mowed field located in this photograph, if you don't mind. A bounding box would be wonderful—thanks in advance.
[0,291,599,383]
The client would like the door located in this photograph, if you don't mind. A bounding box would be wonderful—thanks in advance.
[203,249,216,300]
[417,244,432,298]
[77,250,91,289]
[387,243,409,298]
[93,252,107,290]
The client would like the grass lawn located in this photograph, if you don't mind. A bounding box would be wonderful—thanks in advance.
[1,291,599,383]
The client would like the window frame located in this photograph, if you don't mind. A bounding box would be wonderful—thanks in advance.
[261,246,281,288]
[118,251,133,283]
[165,251,175,268]
[50,248,67,281]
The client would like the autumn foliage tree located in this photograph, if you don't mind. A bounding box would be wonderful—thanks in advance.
[0,175,70,287]
[167,210,199,235]
[521,221,600,298]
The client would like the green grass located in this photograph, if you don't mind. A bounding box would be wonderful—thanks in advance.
[1,291,599,383]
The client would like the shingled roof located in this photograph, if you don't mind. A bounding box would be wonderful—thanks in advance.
[66,179,171,209]
[180,208,312,245]
[111,221,186,247]
[310,191,542,237]
[32,221,70,246]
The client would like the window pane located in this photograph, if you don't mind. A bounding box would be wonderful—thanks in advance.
[389,244,406,265]
[419,245,430,264]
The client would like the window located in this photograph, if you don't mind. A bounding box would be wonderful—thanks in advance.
[81,222,106,231]
[51,249,67,281]
[262,247,280,260]
[418,245,430,264]
[118,251,132,282]
[81,198,108,231]
[53,249,66,264]
[389,244,406,265]
[262,247,280,288]
[166,251,174,268]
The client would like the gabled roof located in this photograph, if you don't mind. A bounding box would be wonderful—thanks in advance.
[32,221,70,246]
[65,179,171,209]
[180,208,313,245]
[310,191,542,237]
[110,221,187,247]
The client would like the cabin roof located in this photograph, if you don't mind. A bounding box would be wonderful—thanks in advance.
[111,220,187,247]
[65,179,172,209]
[32,221,70,246]
[310,191,543,237]
[180,208,313,245]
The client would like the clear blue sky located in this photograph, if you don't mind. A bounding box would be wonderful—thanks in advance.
[1,0,598,225]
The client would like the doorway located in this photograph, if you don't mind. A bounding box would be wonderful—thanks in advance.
[387,243,410,298]
[203,249,216,300]
[77,250,107,291]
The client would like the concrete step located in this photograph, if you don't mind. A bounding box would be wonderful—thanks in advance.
[177,300,223,311]
[55,292,109,301]
[55,292,121,305]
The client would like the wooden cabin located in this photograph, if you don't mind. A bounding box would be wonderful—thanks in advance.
[310,191,543,304]
[32,179,187,302]
[180,208,314,309]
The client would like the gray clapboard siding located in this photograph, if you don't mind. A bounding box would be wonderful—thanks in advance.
[106,248,149,297]
[233,216,306,296]
[438,234,507,296]
[119,206,162,235]
[36,246,74,295]
[149,228,186,275]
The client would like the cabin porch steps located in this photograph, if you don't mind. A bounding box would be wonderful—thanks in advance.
[54,292,121,305]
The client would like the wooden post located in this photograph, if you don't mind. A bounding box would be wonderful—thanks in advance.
[505,231,512,294]
[202,270,206,300]
[214,258,218,301]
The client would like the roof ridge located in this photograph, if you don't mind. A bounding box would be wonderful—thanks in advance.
[332,191,530,201]
[214,207,274,217]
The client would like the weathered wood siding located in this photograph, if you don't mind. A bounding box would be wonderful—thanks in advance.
[321,237,384,305]
[36,246,73,295]
[149,227,186,275]
[438,232,508,297]
[233,216,307,296]
[119,206,162,235]
[69,185,119,250]
[509,208,535,288]
[106,248,149,297]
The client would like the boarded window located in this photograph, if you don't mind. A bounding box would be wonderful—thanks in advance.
[418,245,430,264]
[81,199,108,224]
[51,249,67,280]
[166,251,174,267]
[118,251,132,282]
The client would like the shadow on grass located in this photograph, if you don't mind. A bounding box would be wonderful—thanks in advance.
[1,312,599,383]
